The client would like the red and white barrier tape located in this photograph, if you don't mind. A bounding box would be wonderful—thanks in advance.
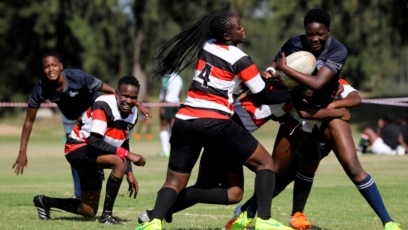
[0,102,181,108]
[362,98,408,107]
[1,98,408,108]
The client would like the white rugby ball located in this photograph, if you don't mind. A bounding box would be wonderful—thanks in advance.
[276,51,316,87]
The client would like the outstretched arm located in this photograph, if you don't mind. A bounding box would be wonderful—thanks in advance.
[13,107,38,175]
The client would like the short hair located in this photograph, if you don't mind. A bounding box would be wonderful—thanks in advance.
[303,8,331,29]
[41,51,62,62]
[118,75,140,89]
[382,114,394,123]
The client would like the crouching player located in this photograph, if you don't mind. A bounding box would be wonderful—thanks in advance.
[33,76,146,224]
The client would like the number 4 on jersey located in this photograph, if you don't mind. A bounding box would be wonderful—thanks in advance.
[198,63,213,88]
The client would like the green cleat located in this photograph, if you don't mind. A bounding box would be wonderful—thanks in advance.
[384,221,401,230]
[229,211,253,230]
[135,218,162,230]
[255,217,293,230]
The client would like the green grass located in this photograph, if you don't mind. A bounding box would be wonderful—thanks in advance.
[0,113,407,229]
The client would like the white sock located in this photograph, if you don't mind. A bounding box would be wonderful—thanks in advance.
[160,130,170,154]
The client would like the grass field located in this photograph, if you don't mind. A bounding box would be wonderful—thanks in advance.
[0,111,407,230]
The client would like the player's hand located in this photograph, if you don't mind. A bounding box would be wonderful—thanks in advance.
[126,172,139,199]
[276,52,288,71]
[339,108,351,122]
[12,151,28,175]
[127,152,146,166]
[136,101,151,120]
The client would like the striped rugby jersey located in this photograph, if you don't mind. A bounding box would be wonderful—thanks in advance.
[65,94,137,153]
[234,79,356,133]
[176,39,266,120]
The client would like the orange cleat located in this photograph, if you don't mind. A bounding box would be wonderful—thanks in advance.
[290,212,312,230]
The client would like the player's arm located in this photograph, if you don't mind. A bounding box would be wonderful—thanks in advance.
[13,107,38,175]
[327,91,362,109]
[100,82,116,94]
[298,107,351,122]
[135,101,151,119]
[121,139,139,198]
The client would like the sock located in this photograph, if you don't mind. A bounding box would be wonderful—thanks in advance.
[160,130,170,154]
[102,174,123,216]
[358,133,369,153]
[273,169,297,198]
[255,169,275,220]
[292,171,314,214]
[355,174,393,224]
[171,186,228,213]
[44,196,81,214]
[244,195,257,218]
[71,167,82,198]
[152,187,178,220]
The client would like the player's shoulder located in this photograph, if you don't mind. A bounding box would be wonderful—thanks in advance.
[62,68,95,81]
[327,37,347,53]
[95,94,115,103]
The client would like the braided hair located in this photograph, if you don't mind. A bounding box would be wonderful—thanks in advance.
[154,11,236,76]
[303,8,331,29]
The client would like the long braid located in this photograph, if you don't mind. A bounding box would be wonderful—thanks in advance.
[155,11,235,76]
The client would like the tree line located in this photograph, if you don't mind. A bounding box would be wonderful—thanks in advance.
[1,0,407,116]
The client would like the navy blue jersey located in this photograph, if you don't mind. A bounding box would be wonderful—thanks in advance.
[274,35,348,107]
[28,69,103,120]
[401,124,408,144]
[381,123,401,149]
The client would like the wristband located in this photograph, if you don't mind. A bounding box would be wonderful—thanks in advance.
[265,67,276,74]
[116,147,128,160]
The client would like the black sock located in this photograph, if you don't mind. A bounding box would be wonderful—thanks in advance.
[292,171,314,214]
[102,174,123,216]
[44,196,81,214]
[152,187,178,220]
[171,186,229,213]
[255,169,275,219]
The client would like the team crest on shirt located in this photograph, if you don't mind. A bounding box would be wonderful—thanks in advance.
[316,60,324,70]
[69,90,79,97]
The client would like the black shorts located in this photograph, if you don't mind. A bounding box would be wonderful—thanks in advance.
[65,145,103,191]
[169,118,258,173]
[161,106,179,120]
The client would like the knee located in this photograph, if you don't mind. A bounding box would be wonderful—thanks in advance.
[79,204,98,218]
[227,187,243,204]
[111,157,127,173]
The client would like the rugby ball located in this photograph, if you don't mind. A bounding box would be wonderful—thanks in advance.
[276,51,316,87]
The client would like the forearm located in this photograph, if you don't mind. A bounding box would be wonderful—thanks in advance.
[328,92,362,109]
[249,87,291,107]
[19,122,32,152]
[100,83,116,94]
[87,134,117,154]
[298,107,348,120]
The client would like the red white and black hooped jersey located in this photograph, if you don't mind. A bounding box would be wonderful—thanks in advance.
[234,79,357,134]
[65,94,138,153]
[176,39,266,120]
